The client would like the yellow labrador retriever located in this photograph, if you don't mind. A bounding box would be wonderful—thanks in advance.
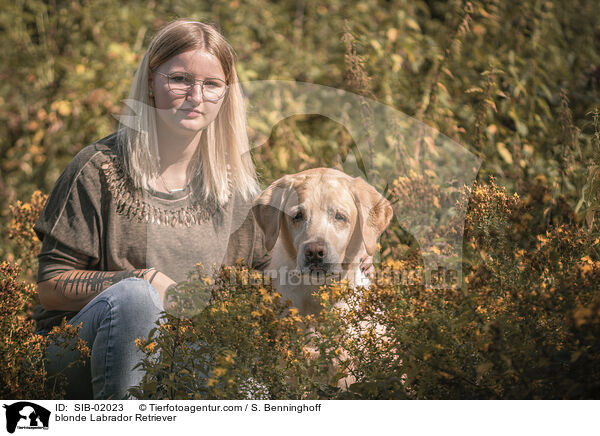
[252,168,393,315]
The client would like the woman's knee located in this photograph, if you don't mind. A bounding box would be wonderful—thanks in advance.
[102,278,164,322]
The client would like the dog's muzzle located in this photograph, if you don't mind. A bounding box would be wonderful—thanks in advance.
[302,240,331,273]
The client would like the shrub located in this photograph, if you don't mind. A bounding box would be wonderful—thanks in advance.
[0,261,90,399]
[131,264,334,400]
[130,181,600,399]
[1,192,89,400]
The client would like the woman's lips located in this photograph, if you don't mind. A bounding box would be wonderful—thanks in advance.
[180,109,204,118]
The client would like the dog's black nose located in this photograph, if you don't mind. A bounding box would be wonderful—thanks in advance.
[304,241,327,263]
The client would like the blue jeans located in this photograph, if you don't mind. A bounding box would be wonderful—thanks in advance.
[39,278,164,400]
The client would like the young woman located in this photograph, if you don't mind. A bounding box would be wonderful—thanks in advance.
[32,19,269,399]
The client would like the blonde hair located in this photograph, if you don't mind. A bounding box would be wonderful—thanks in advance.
[116,19,259,206]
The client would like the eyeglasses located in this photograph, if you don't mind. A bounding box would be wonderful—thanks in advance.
[156,72,229,101]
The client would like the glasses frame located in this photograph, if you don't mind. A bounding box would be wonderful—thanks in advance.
[156,71,229,102]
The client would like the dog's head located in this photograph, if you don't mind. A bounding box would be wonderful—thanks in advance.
[252,168,393,275]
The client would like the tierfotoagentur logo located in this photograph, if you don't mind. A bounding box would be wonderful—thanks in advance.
[2,402,50,434]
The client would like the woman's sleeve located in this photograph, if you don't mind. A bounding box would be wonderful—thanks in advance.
[34,148,102,283]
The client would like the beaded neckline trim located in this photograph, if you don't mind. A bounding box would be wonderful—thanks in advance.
[100,153,221,227]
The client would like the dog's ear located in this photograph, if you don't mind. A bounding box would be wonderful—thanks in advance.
[350,177,393,255]
[252,176,296,252]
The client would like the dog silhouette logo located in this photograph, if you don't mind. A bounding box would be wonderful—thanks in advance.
[3,402,50,433]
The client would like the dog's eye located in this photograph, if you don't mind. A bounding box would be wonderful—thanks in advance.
[292,211,304,222]
[335,212,347,222]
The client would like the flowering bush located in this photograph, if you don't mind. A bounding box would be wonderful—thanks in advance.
[1,192,89,400]
[2,176,599,400]
[6,190,47,279]
[130,264,333,400]
[0,260,90,399]
[126,180,600,399]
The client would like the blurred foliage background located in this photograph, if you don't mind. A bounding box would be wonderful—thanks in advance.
[2,0,599,234]
[1,0,600,399]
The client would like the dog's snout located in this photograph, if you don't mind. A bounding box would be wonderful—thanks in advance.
[304,241,327,263]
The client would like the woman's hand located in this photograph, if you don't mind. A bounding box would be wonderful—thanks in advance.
[144,270,176,308]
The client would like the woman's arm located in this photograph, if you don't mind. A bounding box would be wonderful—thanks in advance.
[38,269,176,311]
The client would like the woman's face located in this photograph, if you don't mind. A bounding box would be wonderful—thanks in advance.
[150,49,227,136]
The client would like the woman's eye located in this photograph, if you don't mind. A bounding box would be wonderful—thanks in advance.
[204,80,224,89]
[292,211,304,222]
[170,74,191,84]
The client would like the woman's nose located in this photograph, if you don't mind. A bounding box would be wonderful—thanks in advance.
[187,83,204,104]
